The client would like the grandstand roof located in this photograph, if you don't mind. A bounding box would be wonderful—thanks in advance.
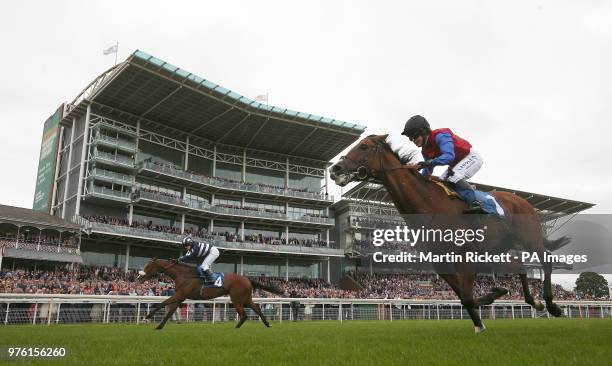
[63,50,366,162]
[0,204,80,231]
[337,182,595,221]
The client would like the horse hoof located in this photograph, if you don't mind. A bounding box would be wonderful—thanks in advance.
[155,326,164,330]
[474,324,487,334]
[548,304,564,317]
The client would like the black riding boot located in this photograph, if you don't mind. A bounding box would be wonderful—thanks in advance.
[197,267,212,285]
[454,179,484,214]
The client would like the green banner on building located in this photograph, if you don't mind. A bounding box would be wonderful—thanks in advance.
[33,105,64,212]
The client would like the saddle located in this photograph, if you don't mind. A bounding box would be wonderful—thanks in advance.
[429,177,461,199]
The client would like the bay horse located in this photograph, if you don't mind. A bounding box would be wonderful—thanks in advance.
[137,258,283,330]
[330,134,569,333]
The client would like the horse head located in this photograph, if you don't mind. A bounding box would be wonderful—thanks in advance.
[330,134,394,186]
[137,258,163,280]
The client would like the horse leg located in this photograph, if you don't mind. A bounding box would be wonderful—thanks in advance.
[247,300,270,327]
[156,300,183,330]
[458,273,486,333]
[542,260,563,317]
[145,297,173,320]
[440,273,484,333]
[235,303,247,328]
[474,287,508,307]
[519,274,545,311]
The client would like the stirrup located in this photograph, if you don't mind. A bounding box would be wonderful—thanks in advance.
[463,202,485,214]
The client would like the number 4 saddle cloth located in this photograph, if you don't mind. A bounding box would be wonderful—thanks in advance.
[202,272,224,288]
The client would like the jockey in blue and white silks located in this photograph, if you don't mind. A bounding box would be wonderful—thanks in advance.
[177,237,220,284]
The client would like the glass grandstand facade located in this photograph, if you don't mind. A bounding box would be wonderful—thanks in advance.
[43,50,366,281]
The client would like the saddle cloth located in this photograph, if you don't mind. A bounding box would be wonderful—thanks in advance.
[436,181,505,218]
[202,272,225,288]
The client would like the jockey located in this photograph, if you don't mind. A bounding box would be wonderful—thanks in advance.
[177,236,220,284]
[400,115,484,213]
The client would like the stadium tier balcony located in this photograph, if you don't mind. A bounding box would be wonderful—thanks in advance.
[138,160,333,204]
[0,238,81,263]
[132,190,334,226]
[85,185,132,203]
[91,134,137,154]
[91,151,135,170]
[78,217,342,256]
[87,168,134,187]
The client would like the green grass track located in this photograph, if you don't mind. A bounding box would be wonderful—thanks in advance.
[1,319,610,366]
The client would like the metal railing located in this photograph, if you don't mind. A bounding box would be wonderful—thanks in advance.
[89,168,133,185]
[1,295,610,325]
[134,190,334,225]
[0,240,78,255]
[92,151,134,167]
[93,135,136,151]
[139,161,333,202]
[90,186,131,201]
[79,219,341,254]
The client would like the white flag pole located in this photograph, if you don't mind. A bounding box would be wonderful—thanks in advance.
[114,41,119,66]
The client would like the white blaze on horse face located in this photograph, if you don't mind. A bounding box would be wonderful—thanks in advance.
[138,270,146,276]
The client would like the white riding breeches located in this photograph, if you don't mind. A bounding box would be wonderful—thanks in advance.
[439,150,483,183]
[199,246,220,271]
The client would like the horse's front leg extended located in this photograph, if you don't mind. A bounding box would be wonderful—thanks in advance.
[145,295,181,320]
[156,299,183,330]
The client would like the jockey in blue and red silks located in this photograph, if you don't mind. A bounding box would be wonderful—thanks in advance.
[399,115,484,213]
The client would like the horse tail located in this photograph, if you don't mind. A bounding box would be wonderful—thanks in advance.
[544,236,571,251]
[250,279,284,295]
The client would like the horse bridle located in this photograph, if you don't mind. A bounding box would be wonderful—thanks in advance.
[340,138,413,182]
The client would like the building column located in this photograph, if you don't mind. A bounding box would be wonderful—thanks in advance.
[242,149,246,181]
[209,219,214,233]
[50,125,65,215]
[324,163,330,195]
[184,136,190,171]
[285,257,289,281]
[124,245,130,273]
[285,157,289,188]
[128,204,133,225]
[327,258,331,283]
[285,226,289,244]
[75,104,92,217]
[240,221,245,241]
[326,229,330,247]
[181,214,185,234]
[62,118,77,219]
[240,255,244,276]
[212,145,217,177]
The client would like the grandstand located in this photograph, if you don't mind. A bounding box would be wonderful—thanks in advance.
[25,50,366,281]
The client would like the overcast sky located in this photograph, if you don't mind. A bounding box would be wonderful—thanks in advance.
[1,1,611,286]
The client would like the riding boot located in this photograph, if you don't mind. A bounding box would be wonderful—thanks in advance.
[196,267,208,285]
[204,269,213,284]
[454,179,485,214]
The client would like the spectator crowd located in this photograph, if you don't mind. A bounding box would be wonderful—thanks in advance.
[1,265,601,300]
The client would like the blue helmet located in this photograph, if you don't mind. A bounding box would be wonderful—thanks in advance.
[182,236,194,248]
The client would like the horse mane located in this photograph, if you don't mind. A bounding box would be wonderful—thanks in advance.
[372,135,432,183]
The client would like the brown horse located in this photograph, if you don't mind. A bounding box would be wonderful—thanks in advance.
[330,134,569,333]
[137,258,284,330]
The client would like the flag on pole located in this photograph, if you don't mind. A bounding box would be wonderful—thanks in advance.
[103,44,118,55]
[254,93,268,103]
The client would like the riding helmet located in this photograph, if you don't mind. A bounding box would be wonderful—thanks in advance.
[182,236,194,247]
[401,115,430,137]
